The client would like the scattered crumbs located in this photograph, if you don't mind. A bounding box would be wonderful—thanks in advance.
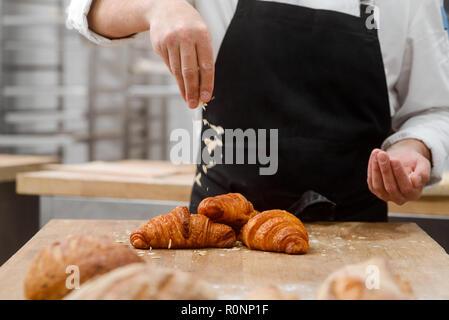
[210,124,224,135]
[358,236,367,240]
[125,230,131,236]
[115,239,125,243]
[194,172,202,187]
[168,239,172,249]
[147,252,156,255]
[321,253,327,257]
[372,245,381,248]
[151,256,161,259]
[311,239,319,244]
[351,235,356,238]
[196,251,207,256]
[219,253,226,257]
[204,137,223,155]
[335,236,342,240]
[206,161,216,169]
[199,101,207,111]
[137,253,145,257]
[349,246,355,250]
[409,240,417,243]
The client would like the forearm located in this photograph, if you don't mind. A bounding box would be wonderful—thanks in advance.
[87,0,156,39]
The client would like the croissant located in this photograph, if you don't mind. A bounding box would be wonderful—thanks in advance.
[24,236,144,300]
[240,210,309,255]
[316,258,413,300]
[130,206,236,249]
[65,263,217,300]
[198,193,255,231]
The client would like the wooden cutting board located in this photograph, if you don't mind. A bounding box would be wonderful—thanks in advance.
[1,219,448,300]
[0,154,58,183]
[17,160,196,202]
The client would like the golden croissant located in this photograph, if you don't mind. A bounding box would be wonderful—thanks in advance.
[240,210,309,254]
[198,193,255,231]
[24,236,144,300]
[65,263,217,300]
[130,206,236,249]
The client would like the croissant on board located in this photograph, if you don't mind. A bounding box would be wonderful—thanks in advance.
[316,258,413,300]
[130,206,236,249]
[198,193,256,231]
[24,236,144,300]
[65,263,217,300]
[239,210,309,255]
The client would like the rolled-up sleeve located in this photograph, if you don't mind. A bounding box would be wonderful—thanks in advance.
[382,0,449,186]
[66,0,140,46]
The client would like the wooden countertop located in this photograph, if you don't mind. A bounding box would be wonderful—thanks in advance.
[0,154,58,183]
[15,160,449,216]
[1,219,448,300]
[17,160,196,202]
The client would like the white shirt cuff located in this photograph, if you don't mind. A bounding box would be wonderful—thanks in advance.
[381,128,447,186]
[66,0,139,46]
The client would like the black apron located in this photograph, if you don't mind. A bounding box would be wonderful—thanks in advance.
[190,0,392,222]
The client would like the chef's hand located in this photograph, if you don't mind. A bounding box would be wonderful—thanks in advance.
[367,139,432,205]
[149,0,214,108]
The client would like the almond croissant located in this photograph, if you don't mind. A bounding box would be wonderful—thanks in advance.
[240,210,309,255]
[130,206,236,249]
[198,193,255,231]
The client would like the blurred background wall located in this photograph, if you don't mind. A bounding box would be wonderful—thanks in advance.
[0,0,199,163]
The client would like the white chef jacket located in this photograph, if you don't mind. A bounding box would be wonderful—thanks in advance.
[67,0,449,185]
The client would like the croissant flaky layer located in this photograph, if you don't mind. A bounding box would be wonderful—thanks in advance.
[198,193,255,231]
[130,206,236,249]
[240,210,309,255]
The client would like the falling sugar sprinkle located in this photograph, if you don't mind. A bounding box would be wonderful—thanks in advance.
[194,172,202,187]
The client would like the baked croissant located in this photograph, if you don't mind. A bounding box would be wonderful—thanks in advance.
[198,193,255,231]
[316,258,413,300]
[240,210,309,255]
[65,263,217,300]
[24,236,144,300]
[130,206,236,249]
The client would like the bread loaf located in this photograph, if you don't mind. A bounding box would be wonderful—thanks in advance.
[316,258,413,300]
[24,236,144,300]
[65,263,217,300]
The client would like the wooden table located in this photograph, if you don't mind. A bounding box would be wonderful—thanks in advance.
[1,219,448,300]
[17,160,196,202]
[17,161,449,216]
[0,154,58,265]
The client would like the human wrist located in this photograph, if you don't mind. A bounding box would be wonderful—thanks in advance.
[387,139,431,162]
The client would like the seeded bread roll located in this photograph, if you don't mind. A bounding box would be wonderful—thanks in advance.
[65,263,217,300]
[24,236,144,300]
[316,258,413,300]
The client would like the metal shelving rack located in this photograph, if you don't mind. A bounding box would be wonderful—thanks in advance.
[0,0,178,163]
[0,0,76,159]
[123,36,178,160]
